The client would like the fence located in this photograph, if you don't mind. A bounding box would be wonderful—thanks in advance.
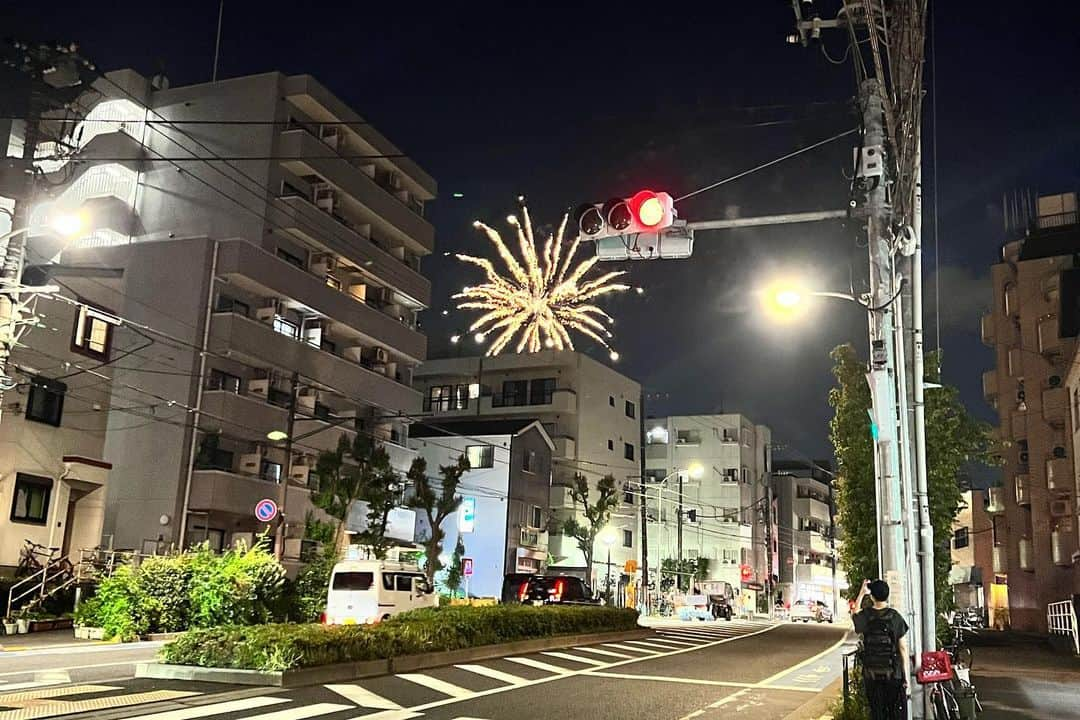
[1047,599,1079,655]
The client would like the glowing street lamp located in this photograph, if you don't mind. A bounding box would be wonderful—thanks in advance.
[758,276,857,323]
[687,462,705,480]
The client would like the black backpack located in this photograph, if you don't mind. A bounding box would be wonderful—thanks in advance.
[861,609,899,677]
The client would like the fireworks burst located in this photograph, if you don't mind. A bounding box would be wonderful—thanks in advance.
[454,199,630,357]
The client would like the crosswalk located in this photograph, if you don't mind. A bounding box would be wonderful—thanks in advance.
[0,620,772,720]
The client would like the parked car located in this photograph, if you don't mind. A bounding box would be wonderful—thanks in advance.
[501,573,536,603]
[514,575,602,606]
[322,558,436,625]
[790,600,818,623]
[814,600,834,623]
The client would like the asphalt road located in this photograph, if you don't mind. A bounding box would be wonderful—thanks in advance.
[0,640,163,687]
[0,620,851,720]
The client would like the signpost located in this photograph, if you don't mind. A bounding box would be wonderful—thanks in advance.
[462,556,474,600]
[458,497,476,533]
[254,498,278,523]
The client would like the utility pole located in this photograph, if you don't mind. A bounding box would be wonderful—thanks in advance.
[273,369,300,561]
[638,389,649,612]
[763,474,774,610]
[676,470,684,592]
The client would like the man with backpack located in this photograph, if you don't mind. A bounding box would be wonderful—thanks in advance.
[853,579,912,720]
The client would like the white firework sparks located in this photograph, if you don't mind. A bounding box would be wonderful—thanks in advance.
[454,200,630,357]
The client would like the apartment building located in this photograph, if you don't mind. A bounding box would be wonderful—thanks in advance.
[408,419,553,598]
[8,69,436,557]
[948,490,982,611]
[772,459,842,613]
[643,414,771,611]
[981,192,1080,631]
[413,351,642,586]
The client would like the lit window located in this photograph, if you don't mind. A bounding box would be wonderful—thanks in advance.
[72,305,115,359]
[531,506,543,529]
[466,445,494,469]
[468,383,480,399]
[273,316,300,340]
[11,473,51,525]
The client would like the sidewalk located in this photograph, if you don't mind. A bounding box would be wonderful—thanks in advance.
[971,631,1080,719]
[0,628,108,653]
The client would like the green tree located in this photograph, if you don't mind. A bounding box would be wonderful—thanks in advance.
[560,473,620,584]
[312,434,401,557]
[406,454,469,586]
[828,344,992,637]
[442,535,466,598]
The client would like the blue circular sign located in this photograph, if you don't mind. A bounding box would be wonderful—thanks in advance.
[254,498,278,522]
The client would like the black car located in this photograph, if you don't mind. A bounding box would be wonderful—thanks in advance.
[509,575,602,606]
[708,593,733,620]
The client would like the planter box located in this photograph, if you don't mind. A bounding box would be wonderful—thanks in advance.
[137,627,651,688]
[74,625,106,640]
[29,618,73,633]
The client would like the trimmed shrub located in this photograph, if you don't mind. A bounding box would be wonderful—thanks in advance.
[161,605,639,671]
[288,546,339,623]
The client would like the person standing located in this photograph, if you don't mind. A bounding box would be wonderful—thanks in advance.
[853,579,911,720]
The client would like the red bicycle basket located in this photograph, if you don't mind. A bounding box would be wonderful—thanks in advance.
[916,650,954,684]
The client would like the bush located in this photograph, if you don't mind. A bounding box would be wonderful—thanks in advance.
[161,604,639,671]
[288,546,339,623]
[91,566,150,641]
[188,541,286,628]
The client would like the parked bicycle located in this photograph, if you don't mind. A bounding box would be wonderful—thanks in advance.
[14,540,57,578]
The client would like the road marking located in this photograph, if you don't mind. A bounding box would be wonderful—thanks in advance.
[601,643,658,653]
[117,696,289,719]
[454,664,527,685]
[241,703,350,720]
[396,673,474,698]
[325,684,403,709]
[0,683,118,702]
[0,642,164,658]
[0,660,149,678]
[504,657,573,674]
[572,647,632,659]
[539,651,605,666]
[641,637,697,647]
[757,634,849,687]
[585,671,756,688]
[623,640,682,651]
[0,681,63,692]
[355,712,421,720]
[0,690,198,720]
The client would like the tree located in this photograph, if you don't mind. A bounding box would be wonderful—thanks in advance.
[828,344,992,637]
[406,454,469,586]
[561,473,620,584]
[442,535,466,598]
[311,434,401,557]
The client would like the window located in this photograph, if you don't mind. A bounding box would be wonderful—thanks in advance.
[326,274,342,291]
[609,395,615,407]
[467,445,494,469]
[625,400,636,419]
[497,380,528,407]
[624,442,635,461]
[721,468,738,483]
[529,377,556,405]
[954,528,970,549]
[741,428,753,447]
[523,450,536,473]
[622,529,633,548]
[607,439,614,451]
[623,488,634,504]
[273,316,299,340]
[676,429,701,445]
[207,369,241,393]
[531,506,543,529]
[72,304,114,359]
[992,516,1006,546]
[11,473,51,524]
[276,247,305,268]
[260,460,282,483]
[26,376,66,427]
[395,574,413,592]
[382,573,396,591]
[427,385,452,412]
[741,467,749,484]
[215,295,249,316]
[332,571,374,591]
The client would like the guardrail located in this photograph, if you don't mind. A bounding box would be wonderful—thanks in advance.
[1047,599,1079,655]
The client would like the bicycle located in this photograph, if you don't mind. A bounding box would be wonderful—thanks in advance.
[944,620,975,670]
[14,540,57,578]
[919,646,983,720]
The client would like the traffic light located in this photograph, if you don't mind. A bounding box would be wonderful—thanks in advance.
[575,189,675,240]
[687,509,697,523]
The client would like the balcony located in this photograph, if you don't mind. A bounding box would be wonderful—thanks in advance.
[986,486,1006,514]
[1042,273,1061,303]
[519,527,547,549]
[795,530,831,555]
[1014,474,1031,505]
[209,311,421,413]
[982,370,998,401]
[1043,387,1067,427]
[992,545,1007,574]
[794,496,831,523]
[553,435,576,459]
[1052,529,1073,567]
[980,314,995,347]
[1046,456,1071,490]
[1018,538,1034,572]
[277,129,434,251]
[794,563,834,585]
[189,468,313,518]
[1004,284,1019,318]
[1038,316,1061,356]
[1007,348,1022,377]
[489,388,577,414]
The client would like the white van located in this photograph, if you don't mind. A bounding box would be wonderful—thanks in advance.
[323,558,438,625]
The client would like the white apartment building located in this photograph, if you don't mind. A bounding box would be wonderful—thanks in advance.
[4,68,436,558]
[644,414,771,610]
[413,351,642,588]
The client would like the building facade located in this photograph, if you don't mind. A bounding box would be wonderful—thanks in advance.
[408,419,553,598]
[982,192,1080,631]
[413,351,642,587]
[6,68,436,559]
[772,460,841,613]
[643,414,771,611]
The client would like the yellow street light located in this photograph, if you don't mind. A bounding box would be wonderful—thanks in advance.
[759,277,813,323]
[687,462,705,480]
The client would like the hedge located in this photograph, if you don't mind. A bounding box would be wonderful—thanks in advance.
[160,604,639,671]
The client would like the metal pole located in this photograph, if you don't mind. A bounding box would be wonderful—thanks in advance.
[639,391,649,613]
[274,369,299,560]
[894,290,923,659]
[677,471,684,592]
[212,0,225,82]
[686,209,846,232]
[606,545,612,600]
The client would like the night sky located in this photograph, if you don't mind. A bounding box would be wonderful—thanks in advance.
[7,1,1080,458]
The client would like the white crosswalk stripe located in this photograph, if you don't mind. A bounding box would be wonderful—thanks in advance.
[572,646,632,659]
[244,703,351,720]
[539,651,605,666]
[117,697,290,720]
[505,656,574,674]
[325,684,402,709]
[643,637,697,647]
[396,673,474,698]
[601,642,658,653]
[454,664,528,685]
[623,640,683,651]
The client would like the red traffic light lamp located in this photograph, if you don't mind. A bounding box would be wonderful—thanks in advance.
[575,190,675,240]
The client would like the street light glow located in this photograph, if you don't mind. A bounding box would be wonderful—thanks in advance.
[760,277,813,323]
[50,211,87,238]
[266,430,289,442]
[601,527,617,546]
[687,462,705,480]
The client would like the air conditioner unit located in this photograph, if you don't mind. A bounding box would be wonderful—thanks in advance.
[319,125,340,150]
[255,300,281,322]
[369,286,392,305]
[373,347,389,364]
[297,389,317,413]
[238,451,263,474]
[343,345,364,363]
[310,254,336,276]
[1050,498,1073,517]
[313,183,335,213]
[289,464,311,485]
[249,378,270,396]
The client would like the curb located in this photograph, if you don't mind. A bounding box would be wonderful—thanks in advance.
[137,628,652,687]
[781,675,842,720]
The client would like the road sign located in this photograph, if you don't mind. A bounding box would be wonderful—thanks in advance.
[458,497,476,533]
[254,498,278,522]
[462,557,474,577]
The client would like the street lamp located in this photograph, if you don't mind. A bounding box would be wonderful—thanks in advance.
[601,527,617,602]
[758,277,857,323]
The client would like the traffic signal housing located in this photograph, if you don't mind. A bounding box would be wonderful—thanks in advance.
[575,190,675,240]
[687,509,698,523]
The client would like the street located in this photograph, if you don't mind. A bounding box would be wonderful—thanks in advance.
[0,621,849,720]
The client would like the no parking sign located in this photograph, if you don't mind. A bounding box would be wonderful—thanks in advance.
[254,498,278,523]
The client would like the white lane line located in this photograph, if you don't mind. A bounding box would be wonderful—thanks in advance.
[454,664,527,685]
[757,634,849,687]
[242,703,351,720]
[643,637,698,647]
[572,647,632,659]
[354,712,422,720]
[623,640,684,651]
[539,651,605,667]
[117,696,290,720]
[586,671,755,688]
[325,684,403,709]
[504,657,573,674]
[601,643,658,654]
[396,673,474,698]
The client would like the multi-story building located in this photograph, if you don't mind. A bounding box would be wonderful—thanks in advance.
[408,419,553,598]
[643,414,771,611]
[982,192,1080,631]
[413,351,642,587]
[772,459,841,613]
[948,490,982,612]
[6,68,436,558]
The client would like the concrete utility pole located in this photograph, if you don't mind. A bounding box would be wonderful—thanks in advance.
[274,369,300,560]
[676,471,684,591]
[638,390,649,612]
